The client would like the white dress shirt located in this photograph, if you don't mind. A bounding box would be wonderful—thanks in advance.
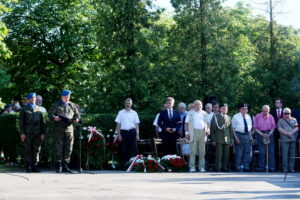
[205,112,214,124]
[115,109,140,130]
[232,112,252,133]
[185,110,206,129]
[153,113,162,132]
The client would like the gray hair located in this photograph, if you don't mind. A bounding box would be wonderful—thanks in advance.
[178,102,186,109]
[125,98,132,103]
[262,105,270,111]
[187,103,194,110]
[283,108,291,114]
[205,103,212,108]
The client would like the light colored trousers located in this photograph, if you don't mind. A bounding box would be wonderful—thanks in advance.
[189,129,206,169]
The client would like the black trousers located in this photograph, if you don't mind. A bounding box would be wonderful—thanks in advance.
[120,129,137,169]
[162,131,178,155]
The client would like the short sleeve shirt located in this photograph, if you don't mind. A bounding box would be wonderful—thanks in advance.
[277,117,298,142]
[115,109,140,130]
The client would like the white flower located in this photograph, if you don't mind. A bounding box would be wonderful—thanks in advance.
[83,127,87,130]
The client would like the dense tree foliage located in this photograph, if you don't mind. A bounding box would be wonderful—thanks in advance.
[0,0,299,114]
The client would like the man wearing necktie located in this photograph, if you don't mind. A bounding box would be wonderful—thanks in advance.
[270,98,283,171]
[158,97,181,155]
[232,104,253,172]
[19,93,46,172]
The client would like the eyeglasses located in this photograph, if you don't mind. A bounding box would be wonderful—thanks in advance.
[284,113,291,115]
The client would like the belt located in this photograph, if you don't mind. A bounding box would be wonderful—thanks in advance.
[120,128,136,132]
[236,131,250,135]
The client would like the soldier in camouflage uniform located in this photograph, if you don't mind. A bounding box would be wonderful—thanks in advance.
[49,90,80,173]
[19,92,46,173]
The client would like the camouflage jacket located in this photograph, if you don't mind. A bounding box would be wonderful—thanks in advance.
[48,101,80,128]
[19,105,46,135]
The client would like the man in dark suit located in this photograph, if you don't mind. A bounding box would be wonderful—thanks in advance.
[292,107,300,140]
[270,98,283,171]
[158,97,181,155]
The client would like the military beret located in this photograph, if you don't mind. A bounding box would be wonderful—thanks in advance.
[238,103,248,109]
[27,92,36,99]
[61,90,71,96]
[219,103,228,108]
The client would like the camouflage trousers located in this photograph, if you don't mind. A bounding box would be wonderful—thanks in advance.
[24,134,42,164]
[54,127,74,163]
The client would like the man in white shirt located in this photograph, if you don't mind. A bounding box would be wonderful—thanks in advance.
[115,98,140,169]
[185,100,208,172]
[205,103,214,124]
[232,104,253,172]
[153,104,168,138]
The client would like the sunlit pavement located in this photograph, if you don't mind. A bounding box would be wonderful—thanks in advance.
[1,171,299,200]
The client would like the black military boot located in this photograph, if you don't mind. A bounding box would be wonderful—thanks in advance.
[25,162,31,173]
[56,162,62,173]
[62,161,74,173]
[31,163,41,173]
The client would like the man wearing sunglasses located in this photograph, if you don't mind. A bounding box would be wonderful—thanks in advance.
[277,108,299,173]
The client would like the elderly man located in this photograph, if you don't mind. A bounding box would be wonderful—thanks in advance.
[115,98,140,169]
[185,100,208,172]
[177,102,187,137]
[205,103,214,124]
[36,95,47,113]
[19,93,46,172]
[49,90,80,173]
[158,97,181,155]
[232,104,253,172]
[254,105,276,172]
[277,108,299,173]
[153,104,168,138]
[210,104,233,172]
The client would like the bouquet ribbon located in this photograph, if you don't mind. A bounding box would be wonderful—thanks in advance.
[87,126,104,142]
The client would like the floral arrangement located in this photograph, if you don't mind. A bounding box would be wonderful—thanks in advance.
[127,155,165,173]
[81,126,105,169]
[160,155,187,172]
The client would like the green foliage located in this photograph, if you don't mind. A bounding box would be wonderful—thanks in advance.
[0,0,300,113]
[0,0,13,59]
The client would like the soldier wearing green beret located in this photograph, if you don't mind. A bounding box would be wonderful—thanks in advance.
[19,93,46,172]
[210,104,233,172]
[49,90,80,173]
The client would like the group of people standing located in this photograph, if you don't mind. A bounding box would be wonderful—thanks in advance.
[19,90,80,173]
[19,92,300,173]
[151,97,299,173]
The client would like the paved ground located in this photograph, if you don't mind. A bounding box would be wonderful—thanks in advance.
[0,171,300,200]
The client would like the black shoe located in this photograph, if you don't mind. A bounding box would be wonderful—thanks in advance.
[31,163,41,173]
[222,169,229,172]
[62,162,74,173]
[256,168,264,172]
[56,162,62,173]
[243,169,250,172]
[25,167,31,173]
[25,163,31,173]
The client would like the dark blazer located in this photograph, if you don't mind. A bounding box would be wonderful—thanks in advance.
[270,108,283,125]
[157,109,181,132]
